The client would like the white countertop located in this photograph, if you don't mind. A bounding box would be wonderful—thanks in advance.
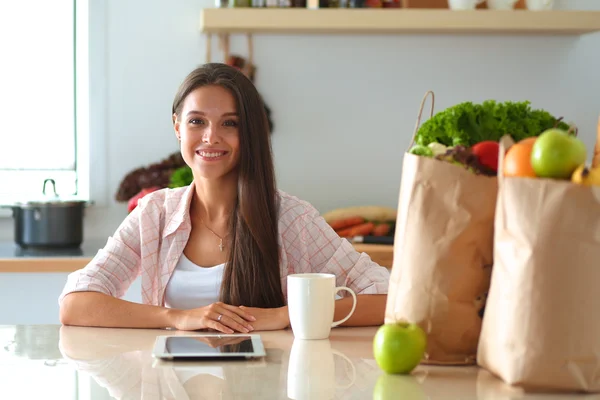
[0,324,595,399]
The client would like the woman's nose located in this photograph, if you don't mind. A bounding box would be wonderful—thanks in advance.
[202,124,220,144]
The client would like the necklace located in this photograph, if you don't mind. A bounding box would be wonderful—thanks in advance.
[200,219,229,252]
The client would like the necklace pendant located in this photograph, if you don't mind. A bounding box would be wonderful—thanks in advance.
[218,239,224,252]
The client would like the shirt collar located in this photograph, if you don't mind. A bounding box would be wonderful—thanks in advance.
[162,181,195,238]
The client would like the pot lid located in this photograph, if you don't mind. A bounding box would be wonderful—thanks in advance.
[12,179,89,207]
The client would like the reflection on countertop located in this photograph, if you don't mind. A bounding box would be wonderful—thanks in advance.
[1,324,595,400]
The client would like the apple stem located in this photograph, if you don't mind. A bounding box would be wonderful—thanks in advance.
[554,116,564,127]
[567,124,578,137]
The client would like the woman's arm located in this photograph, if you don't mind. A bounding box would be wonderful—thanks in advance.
[60,291,256,333]
[58,199,147,317]
[60,292,176,329]
[278,198,391,315]
[240,294,386,331]
[334,294,386,327]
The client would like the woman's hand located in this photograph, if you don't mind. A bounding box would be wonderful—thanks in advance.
[170,302,256,333]
[239,306,289,331]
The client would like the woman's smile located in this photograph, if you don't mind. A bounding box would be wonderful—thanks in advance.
[196,149,229,161]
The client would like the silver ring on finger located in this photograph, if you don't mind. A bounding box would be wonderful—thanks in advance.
[217,314,223,322]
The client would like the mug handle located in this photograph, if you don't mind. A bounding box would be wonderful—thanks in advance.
[332,350,357,390]
[331,287,357,327]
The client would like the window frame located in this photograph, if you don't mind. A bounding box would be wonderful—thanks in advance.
[0,0,108,217]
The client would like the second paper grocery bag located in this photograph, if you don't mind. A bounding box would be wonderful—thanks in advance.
[477,135,600,392]
[384,92,498,365]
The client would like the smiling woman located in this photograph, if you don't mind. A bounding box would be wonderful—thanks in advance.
[174,85,242,185]
[58,63,391,334]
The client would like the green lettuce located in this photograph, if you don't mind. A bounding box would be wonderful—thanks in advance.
[415,100,570,147]
[169,166,193,188]
[408,144,434,157]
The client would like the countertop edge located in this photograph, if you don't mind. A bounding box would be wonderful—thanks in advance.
[0,243,394,273]
[0,258,91,273]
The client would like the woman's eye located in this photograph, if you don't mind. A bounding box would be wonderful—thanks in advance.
[189,118,204,125]
[223,120,238,127]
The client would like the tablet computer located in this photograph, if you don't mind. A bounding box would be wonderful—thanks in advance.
[152,334,266,361]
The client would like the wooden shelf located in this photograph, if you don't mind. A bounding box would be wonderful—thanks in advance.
[199,9,600,35]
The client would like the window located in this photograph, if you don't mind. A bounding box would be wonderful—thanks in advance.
[0,0,89,205]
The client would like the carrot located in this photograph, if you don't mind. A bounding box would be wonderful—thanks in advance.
[336,227,354,237]
[337,222,375,238]
[329,216,365,231]
[372,223,391,237]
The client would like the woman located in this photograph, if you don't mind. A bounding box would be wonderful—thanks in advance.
[59,63,391,333]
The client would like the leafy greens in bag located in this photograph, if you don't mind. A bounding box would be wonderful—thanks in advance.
[414,100,569,147]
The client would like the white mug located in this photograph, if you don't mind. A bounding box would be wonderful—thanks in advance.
[287,339,356,399]
[287,273,357,340]
[448,0,485,10]
[525,0,554,10]
[487,0,518,9]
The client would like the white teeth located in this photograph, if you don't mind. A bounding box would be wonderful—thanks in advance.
[198,151,225,158]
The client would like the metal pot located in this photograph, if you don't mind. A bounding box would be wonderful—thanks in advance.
[10,179,90,249]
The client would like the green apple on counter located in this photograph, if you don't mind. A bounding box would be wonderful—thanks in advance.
[373,321,427,375]
[531,128,587,180]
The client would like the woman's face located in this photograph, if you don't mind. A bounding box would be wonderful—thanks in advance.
[174,85,240,181]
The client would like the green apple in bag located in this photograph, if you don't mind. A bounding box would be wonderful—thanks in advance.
[531,128,587,180]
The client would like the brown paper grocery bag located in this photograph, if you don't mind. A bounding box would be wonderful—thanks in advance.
[477,135,600,392]
[384,91,498,365]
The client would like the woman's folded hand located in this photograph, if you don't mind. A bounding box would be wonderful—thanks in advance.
[170,302,256,333]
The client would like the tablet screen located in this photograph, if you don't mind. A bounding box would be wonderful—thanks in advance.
[165,336,255,356]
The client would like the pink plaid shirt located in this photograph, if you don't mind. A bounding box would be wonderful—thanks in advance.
[59,184,390,307]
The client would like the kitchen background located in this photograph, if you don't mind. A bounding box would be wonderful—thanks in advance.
[1,0,599,324]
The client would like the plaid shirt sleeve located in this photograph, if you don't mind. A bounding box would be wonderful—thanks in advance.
[279,194,390,296]
[58,200,146,305]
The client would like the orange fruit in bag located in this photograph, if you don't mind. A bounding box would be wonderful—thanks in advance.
[503,137,537,178]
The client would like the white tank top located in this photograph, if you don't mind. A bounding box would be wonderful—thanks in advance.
[164,253,225,310]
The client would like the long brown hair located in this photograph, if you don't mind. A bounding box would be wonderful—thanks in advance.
[172,63,284,309]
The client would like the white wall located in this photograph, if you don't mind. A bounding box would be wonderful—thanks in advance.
[0,0,598,245]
